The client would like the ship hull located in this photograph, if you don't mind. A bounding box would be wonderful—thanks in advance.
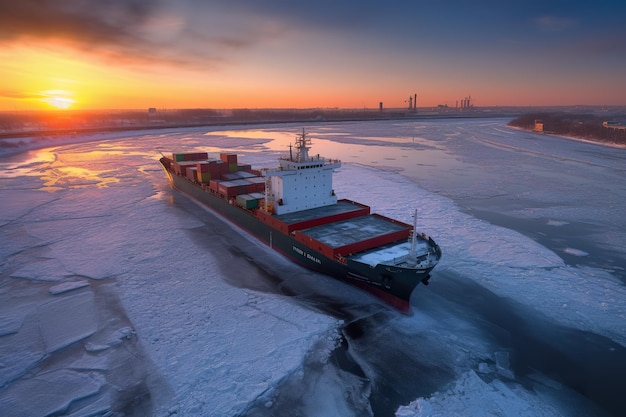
[162,161,435,311]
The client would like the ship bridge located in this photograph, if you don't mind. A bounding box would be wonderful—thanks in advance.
[263,130,341,215]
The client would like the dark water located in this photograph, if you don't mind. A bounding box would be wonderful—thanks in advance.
[428,272,624,417]
[463,203,626,285]
[178,190,625,416]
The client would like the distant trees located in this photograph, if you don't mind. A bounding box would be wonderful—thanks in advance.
[508,112,626,145]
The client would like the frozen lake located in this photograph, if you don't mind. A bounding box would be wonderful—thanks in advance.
[1,118,625,416]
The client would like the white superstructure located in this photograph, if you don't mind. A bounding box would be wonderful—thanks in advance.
[263,130,341,215]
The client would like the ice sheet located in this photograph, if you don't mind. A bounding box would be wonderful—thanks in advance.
[2,119,625,416]
[397,370,568,417]
[1,370,104,417]
[38,291,97,353]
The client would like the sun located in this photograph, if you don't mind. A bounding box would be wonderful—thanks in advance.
[41,90,76,110]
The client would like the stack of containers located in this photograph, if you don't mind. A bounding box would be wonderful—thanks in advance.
[209,179,222,193]
[172,152,208,162]
[217,179,249,198]
[196,160,228,183]
[220,153,238,173]
[222,171,255,181]
[244,176,265,193]
[236,194,259,209]
[173,160,197,175]
[186,166,198,182]
[172,152,209,176]
[235,192,266,210]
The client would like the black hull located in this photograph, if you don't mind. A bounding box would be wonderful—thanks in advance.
[161,161,436,311]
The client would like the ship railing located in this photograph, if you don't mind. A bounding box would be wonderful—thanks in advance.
[385,252,436,268]
[263,167,285,173]
[273,156,341,166]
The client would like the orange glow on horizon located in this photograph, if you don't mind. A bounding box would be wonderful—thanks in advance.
[1,41,623,112]
[41,90,76,110]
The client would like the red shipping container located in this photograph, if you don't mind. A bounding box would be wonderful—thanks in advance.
[220,153,237,164]
[218,179,249,197]
[209,179,222,192]
[196,162,213,172]
[173,161,197,175]
[186,152,208,161]
[197,160,227,179]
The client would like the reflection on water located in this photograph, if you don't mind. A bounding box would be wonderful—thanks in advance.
[39,149,130,191]
[1,148,138,192]
[40,166,120,191]
[0,149,57,178]
[203,126,464,181]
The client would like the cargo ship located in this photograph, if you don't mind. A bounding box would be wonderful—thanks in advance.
[159,130,441,311]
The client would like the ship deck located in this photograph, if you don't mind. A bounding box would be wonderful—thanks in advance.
[273,200,365,225]
[350,240,432,267]
[299,215,407,249]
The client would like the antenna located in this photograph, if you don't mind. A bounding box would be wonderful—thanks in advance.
[409,209,418,263]
[294,128,311,162]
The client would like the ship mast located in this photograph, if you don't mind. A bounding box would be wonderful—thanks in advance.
[409,209,418,263]
[294,128,311,162]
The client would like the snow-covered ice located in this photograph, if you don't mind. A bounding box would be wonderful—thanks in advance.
[1,118,625,416]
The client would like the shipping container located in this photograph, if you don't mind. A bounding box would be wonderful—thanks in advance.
[237,164,252,171]
[244,178,265,193]
[197,160,226,181]
[172,152,209,162]
[197,171,211,183]
[236,194,259,209]
[209,179,222,193]
[217,179,249,197]
[244,177,265,193]
[228,163,238,173]
[173,161,197,175]
[220,153,237,164]
[196,160,219,172]
[186,166,198,182]
[223,171,256,180]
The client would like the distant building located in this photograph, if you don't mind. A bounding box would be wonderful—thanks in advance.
[603,121,626,131]
[148,107,157,116]
[459,95,472,111]
[534,119,544,132]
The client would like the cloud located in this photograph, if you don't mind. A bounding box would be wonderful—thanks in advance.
[0,90,37,100]
[0,0,156,45]
[0,0,284,70]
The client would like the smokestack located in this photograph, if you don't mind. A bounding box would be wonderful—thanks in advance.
[414,94,417,110]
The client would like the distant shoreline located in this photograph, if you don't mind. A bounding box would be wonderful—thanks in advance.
[3,110,625,158]
[0,109,520,140]
[508,112,626,148]
[507,125,626,149]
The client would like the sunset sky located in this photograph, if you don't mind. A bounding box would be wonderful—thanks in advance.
[1,0,625,111]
